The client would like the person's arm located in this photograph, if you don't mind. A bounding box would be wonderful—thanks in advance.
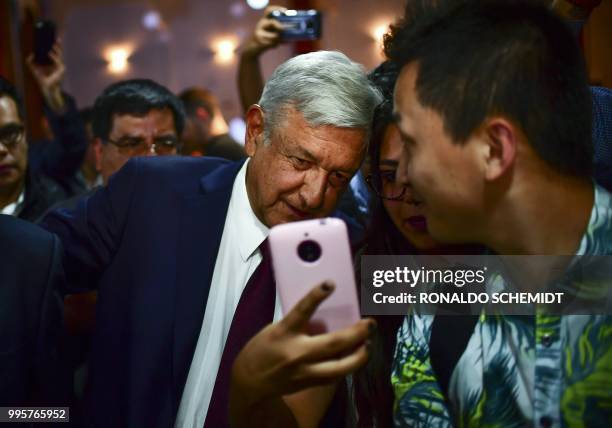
[230,283,374,428]
[40,158,140,294]
[27,43,88,183]
[27,43,67,115]
[238,5,286,113]
[32,233,72,406]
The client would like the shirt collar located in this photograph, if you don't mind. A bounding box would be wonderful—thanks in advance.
[230,159,269,261]
[0,188,25,216]
[575,183,612,256]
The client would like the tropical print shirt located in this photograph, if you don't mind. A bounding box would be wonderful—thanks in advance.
[392,184,612,428]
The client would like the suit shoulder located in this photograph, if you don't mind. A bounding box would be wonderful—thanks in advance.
[0,215,58,281]
[132,156,230,180]
[0,215,56,250]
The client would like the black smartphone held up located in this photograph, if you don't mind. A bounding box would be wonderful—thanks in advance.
[33,20,56,65]
[269,10,322,42]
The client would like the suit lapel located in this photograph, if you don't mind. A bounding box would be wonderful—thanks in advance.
[172,160,245,415]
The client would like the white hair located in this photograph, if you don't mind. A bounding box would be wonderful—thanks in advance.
[258,50,383,143]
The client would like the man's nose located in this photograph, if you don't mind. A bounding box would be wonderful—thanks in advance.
[132,138,155,157]
[0,142,8,157]
[301,170,328,210]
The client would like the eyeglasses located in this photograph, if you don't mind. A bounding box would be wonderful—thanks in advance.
[366,170,408,201]
[0,124,25,150]
[106,135,180,156]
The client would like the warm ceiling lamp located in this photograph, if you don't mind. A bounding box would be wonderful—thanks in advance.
[213,38,237,64]
[246,0,269,10]
[372,23,389,44]
[106,46,131,74]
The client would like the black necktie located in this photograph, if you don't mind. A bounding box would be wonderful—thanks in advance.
[204,239,276,427]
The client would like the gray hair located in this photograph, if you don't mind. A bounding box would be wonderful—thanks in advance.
[258,50,383,143]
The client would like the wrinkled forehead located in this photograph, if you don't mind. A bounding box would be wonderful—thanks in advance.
[392,64,421,134]
[0,95,21,125]
[275,109,367,169]
[110,107,176,137]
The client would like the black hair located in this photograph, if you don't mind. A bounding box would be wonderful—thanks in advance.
[0,75,25,121]
[178,87,216,118]
[352,58,484,428]
[92,78,186,141]
[78,106,93,125]
[384,0,593,178]
[350,62,411,428]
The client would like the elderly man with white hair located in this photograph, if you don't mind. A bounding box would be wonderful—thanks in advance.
[43,50,381,427]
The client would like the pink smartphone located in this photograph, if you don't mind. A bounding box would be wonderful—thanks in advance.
[269,217,360,333]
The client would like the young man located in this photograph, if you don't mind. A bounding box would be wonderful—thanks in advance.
[387,1,611,426]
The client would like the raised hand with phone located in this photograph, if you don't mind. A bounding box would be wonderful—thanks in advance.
[27,40,67,115]
[238,5,322,113]
[230,282,374,428]
[228,217,372,427]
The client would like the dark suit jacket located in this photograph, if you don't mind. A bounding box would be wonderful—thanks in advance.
[42,156,359,427]
[0,215,69,410]
[42,156,241,427]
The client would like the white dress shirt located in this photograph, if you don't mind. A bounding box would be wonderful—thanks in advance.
[175,159,283,428]
[0,189,25,216]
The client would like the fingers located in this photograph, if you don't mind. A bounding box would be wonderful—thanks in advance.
[255,18,284,46]
[279,282,335,332]
[304,318,374,360]
[26,54,45,80]
[302,344,370,384]
[26,53,35,69]
[262,5,287,16]
[260,18,285,33]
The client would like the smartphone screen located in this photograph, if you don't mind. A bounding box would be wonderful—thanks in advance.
[269,218,360,334]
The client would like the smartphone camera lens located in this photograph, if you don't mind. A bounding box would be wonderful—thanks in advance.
[297,240,322,263]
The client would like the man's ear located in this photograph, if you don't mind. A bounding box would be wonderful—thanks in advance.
[245,105,265,157]
[481,117,517,181]
[93,138,103,172]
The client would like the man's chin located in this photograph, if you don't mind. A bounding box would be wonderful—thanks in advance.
[428,223,467,245]
[0,174,21,188]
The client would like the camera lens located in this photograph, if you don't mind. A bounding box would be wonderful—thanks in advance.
[297,240,322,263]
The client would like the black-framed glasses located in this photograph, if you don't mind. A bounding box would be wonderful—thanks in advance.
[0,124,25,149]
[106,135,180,156]
[366,170,408,201]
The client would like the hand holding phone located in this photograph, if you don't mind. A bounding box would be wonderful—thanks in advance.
[33,20,57,66]
[269,9,322,42]
[27,27,66,113]
[229,282,373,426]
[269,218,360,333]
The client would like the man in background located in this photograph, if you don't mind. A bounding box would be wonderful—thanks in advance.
[0,76,69,221]
[179,87,245,160]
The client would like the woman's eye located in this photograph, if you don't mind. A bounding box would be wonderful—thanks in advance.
[329,172,350,188]
[380,170,396,183]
